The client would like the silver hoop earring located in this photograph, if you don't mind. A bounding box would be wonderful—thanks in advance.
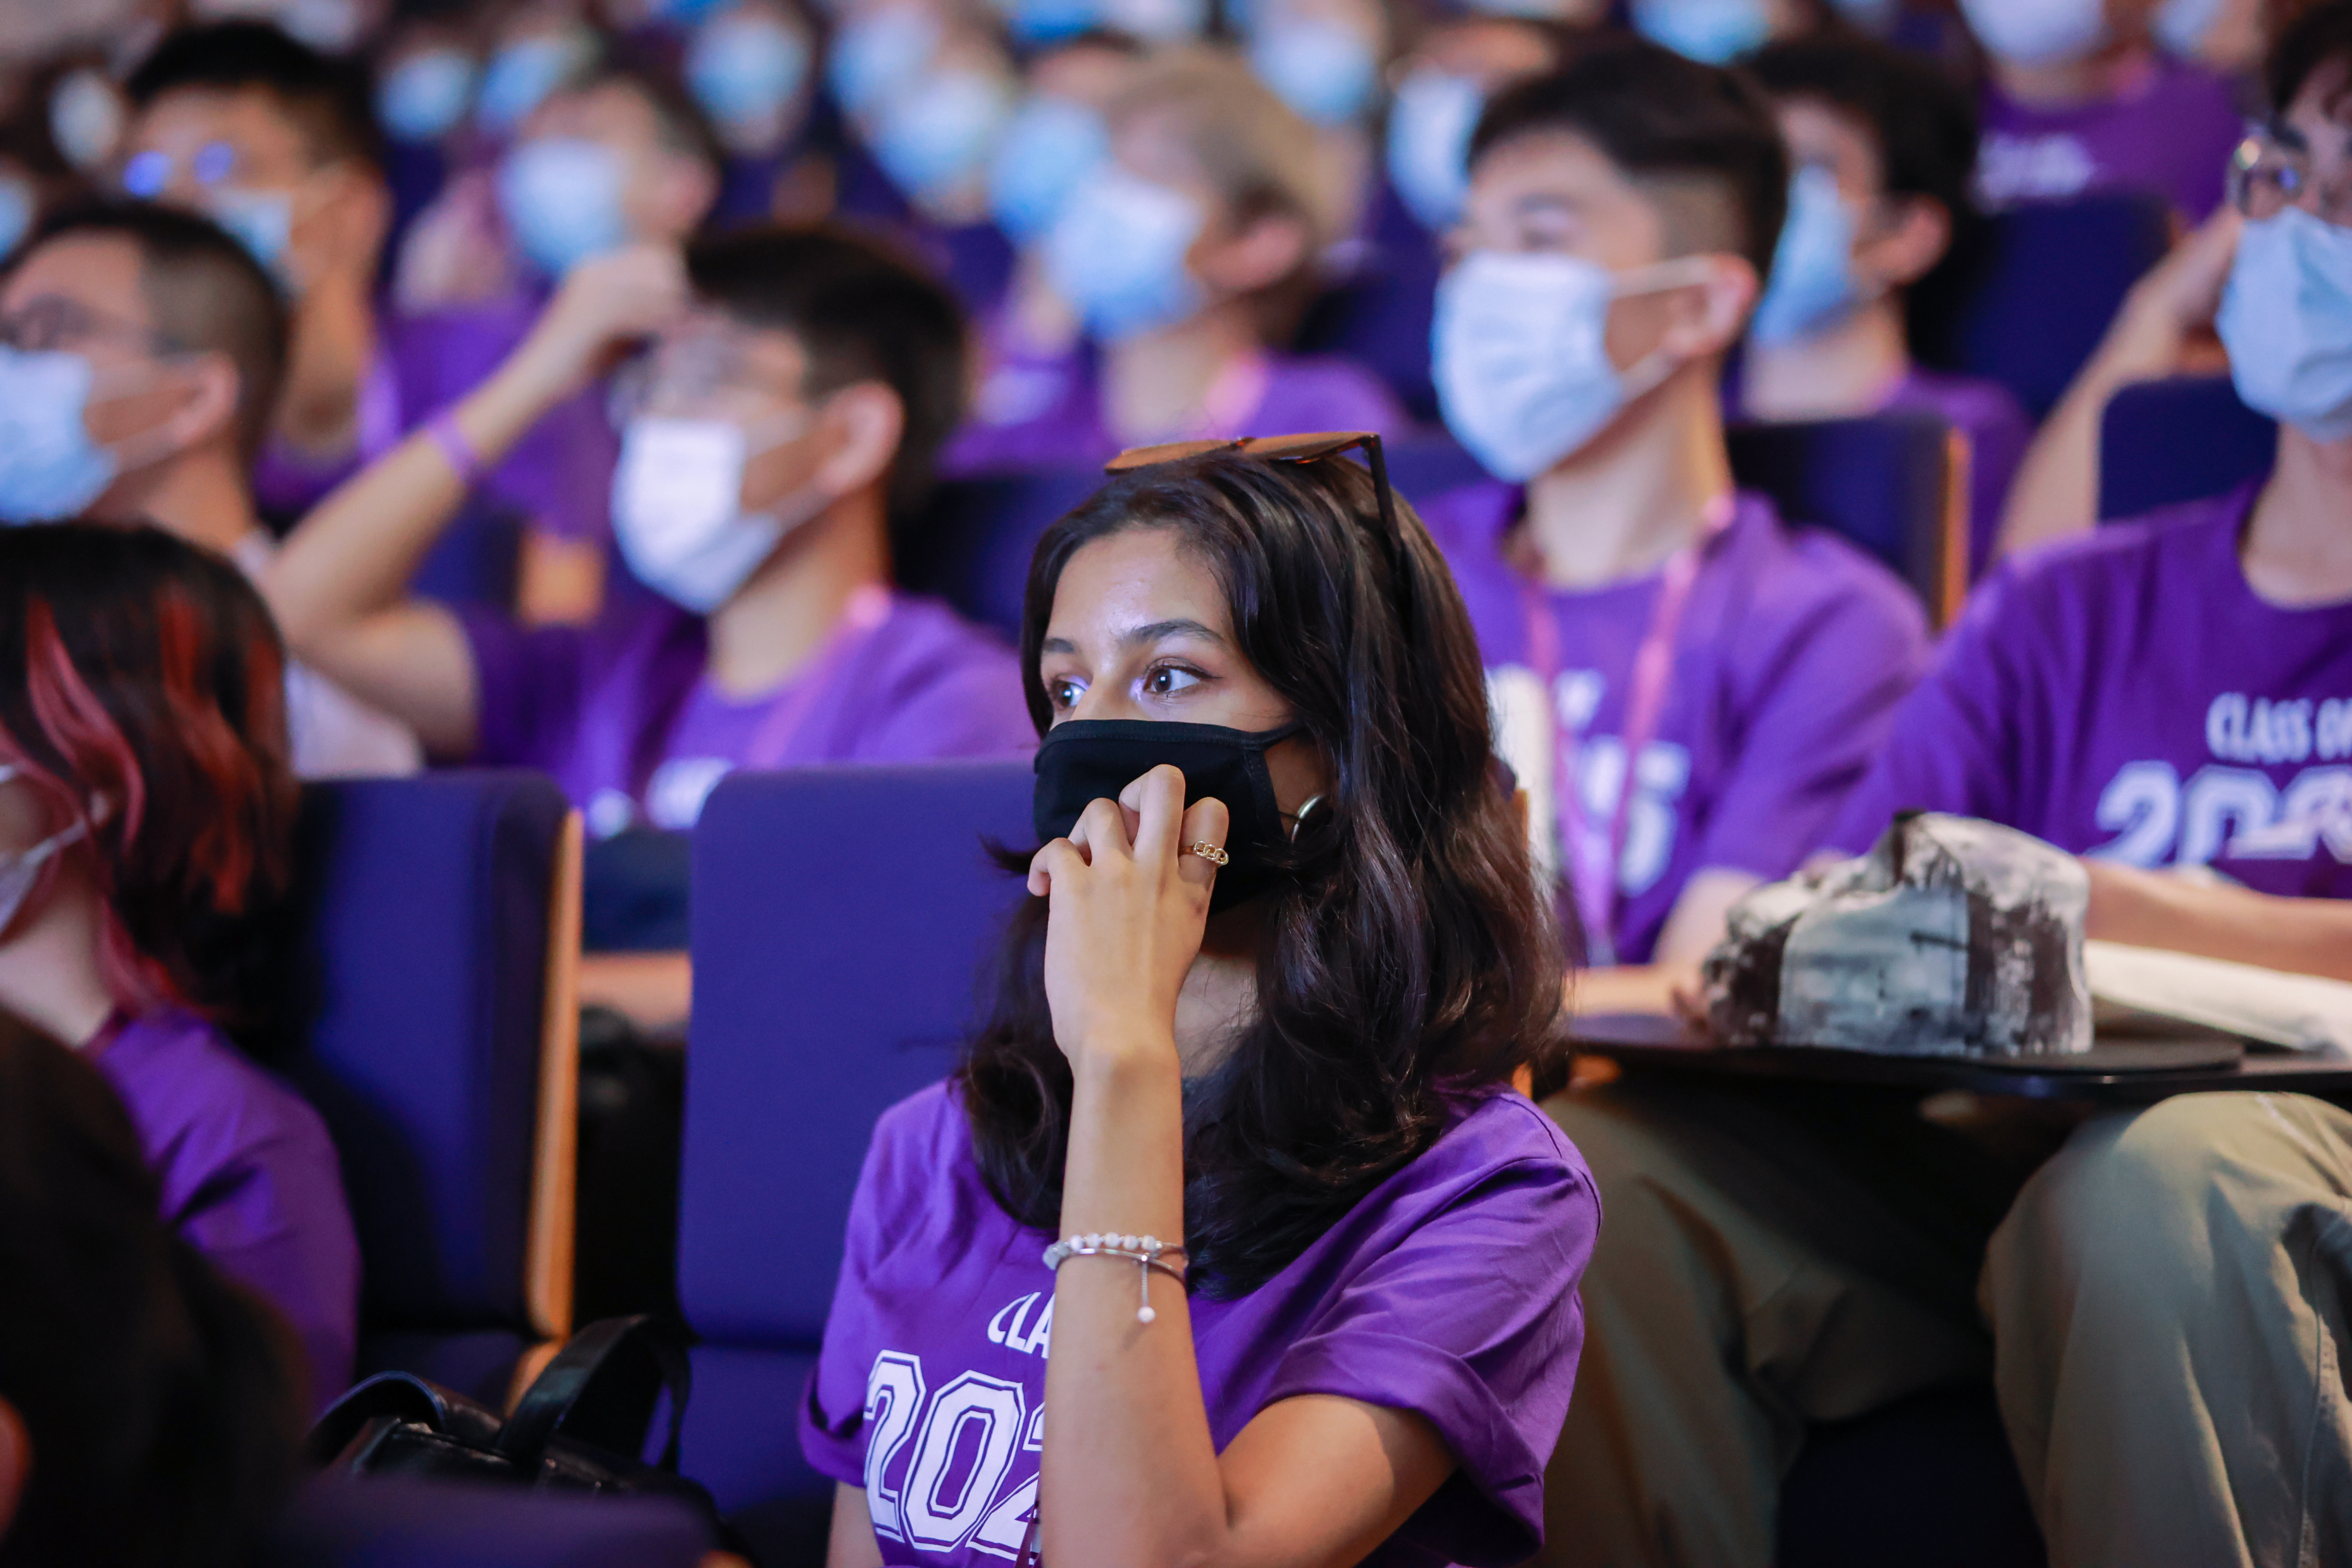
[1287,794,1325,840]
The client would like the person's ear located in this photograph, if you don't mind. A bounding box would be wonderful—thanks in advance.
[808,380,906,501]
[154,351,244,456]
[0,1397,29,1540]
[1855,194,1951,292]
[1658,253,1760,361]
[1192,209,1312,297]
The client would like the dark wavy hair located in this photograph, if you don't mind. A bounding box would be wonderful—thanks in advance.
[0,524,298,1040]
[956,451,1574,1298]
[0,1008,305,1568]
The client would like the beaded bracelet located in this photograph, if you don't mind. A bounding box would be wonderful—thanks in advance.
[1041,1233,1187,1323]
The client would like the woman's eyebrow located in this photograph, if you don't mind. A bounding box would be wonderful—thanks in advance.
[1123,618,1226,649]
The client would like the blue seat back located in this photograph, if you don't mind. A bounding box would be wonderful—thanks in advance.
[679,762,1036,1523]
[285,773,570,1403]
[1919,193,2173,419]
[1726,411,1958,622]
[2098,374,2275,520]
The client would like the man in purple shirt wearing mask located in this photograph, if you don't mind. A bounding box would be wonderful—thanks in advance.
[1958,0,2243,220]
[267,222,1033,839]
[1537,13,2352,1565]
[1421,43,1930,995]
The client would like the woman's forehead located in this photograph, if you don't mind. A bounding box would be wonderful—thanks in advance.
[1048,527,1234,645]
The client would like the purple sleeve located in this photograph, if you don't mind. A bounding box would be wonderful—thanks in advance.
[1260,1143,1597,1564]
[1692,558,1932,882]
[456,606,593,770]
[174,1096,362,1410]
[1820,566,2032,856]
[797,1092,943,1485]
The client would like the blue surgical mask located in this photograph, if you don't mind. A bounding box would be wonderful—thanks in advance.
[499,137,630,277]
[378,48,478,143]
[0,348,119,523]
[1630,0,1772,64]
[2217,205,2352,443]
[1956,0,2106,66]
[1435,249,1710,480]
[873,68,1014,208]
[989,95,1110,244]
[1248,19,1380,128]
[1386,69,1482,234]
[1008,0,1102,45]
[1046,168,1206,341]
[827,7,939,118]
[478,32,594,133]
[689,12,811,138]
[651,0,734,22]
[207,187,296,277]
[0,177,35,261]
[1101,0,1207,39]
[1750,166,1865,346]
[2154,0,2225,56]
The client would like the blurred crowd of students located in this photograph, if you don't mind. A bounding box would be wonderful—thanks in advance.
[2,0,2350,1562]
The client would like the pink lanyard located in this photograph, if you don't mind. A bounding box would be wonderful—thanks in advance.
[740,584,894,771]
[1519,495,1734,962]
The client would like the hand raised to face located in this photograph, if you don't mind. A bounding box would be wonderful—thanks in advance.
[1026,763,1230,1072]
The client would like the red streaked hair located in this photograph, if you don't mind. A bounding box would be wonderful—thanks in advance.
[0,524,296,1024]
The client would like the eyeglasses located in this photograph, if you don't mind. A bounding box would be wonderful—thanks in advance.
[0,294,185,359]
[1106,428,1401,541]
[2231,130,2352,228]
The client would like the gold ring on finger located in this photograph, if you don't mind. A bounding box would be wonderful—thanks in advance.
[1188,842,1230,866]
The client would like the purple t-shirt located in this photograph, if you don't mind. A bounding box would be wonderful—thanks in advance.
[252,302,616,544]
[1825,483,2352,896]
[1975,60,2244,220]
[943,347,1413,473]
[461,589,1035,835]
[1881,367,2032,580]
[94,1008,360,1411]
[799,1081,1597,1568]
[1424,484,1931,963]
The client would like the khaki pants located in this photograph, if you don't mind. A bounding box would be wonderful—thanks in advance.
[1536,1081,2352,1568]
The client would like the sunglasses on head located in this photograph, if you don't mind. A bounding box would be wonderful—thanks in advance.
[1104,430,1402,551]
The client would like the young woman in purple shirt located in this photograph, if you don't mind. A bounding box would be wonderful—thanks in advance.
[0,524,358,1412]
[802,439,1599,1566]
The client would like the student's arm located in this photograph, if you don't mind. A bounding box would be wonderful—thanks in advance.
[2084,861,2352,984]
[1029,769,1459,1568]
[1994,210,2240,560]
[264,246,688,756]
[824,1485,883,1568]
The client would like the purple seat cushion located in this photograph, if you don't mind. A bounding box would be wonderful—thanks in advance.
[2098,374,2275,520]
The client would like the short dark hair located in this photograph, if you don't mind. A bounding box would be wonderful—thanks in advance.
[1472,39,1790,279]
[0,1011,304,1568]
[1750,34,1978,221]
[685,223,970,517]
[563,55,726,181]
[15,202,289,468]
[2269,0,2352,119]
[125,21,385,175]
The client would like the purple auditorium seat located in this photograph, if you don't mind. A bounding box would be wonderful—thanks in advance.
[680,761,1037,1565]
[265,1476,713,1568]
[2098,373,2275,520]
[1913,192,2173,420]
[1725,410,1962,625]
[284,774,578,1409]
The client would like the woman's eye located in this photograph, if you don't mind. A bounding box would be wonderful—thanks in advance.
[1144,664,1204,697]
[1047,677,1085,710]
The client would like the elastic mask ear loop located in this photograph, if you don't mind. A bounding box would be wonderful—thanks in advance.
[1605,253,1728,406]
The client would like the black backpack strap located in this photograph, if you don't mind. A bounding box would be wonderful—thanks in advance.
[305,1372,504,1468]
[497,1315,694,1473]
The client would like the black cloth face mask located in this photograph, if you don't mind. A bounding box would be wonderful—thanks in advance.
[1032,717,1305,915]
